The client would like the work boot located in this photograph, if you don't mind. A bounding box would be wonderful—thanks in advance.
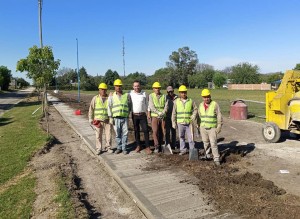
[154,146,160,153]
[114,149,122,154]
[107,148,114,153]
[135,146,142,153]
[145,147,152,155]
[179,150,187,155]
[214,160,221,166]
[96,148,102,155]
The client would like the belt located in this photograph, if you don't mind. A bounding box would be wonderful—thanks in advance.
[204,127,211,130]
[133,112,146,116]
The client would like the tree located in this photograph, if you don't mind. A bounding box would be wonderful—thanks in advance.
[124,72,147,86]
[196,63,214,72]
[16,77,30,88]
[230,62,260,84]
[188,73,207,88]
[0,66,12,90]
[213,71,227,88]
[16,45,60,87]
[103,69,119,86]
[166,46,198,86]
[294,63,300,70]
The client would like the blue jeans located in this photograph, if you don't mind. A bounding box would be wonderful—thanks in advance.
[113,117,128,151]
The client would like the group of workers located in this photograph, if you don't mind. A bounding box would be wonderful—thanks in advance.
[88,79,223,165]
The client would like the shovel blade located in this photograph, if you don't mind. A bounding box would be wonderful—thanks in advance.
[162,144,173,154]
[189,148,199,161]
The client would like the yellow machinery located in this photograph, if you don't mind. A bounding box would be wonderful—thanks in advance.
[262,70,300,142]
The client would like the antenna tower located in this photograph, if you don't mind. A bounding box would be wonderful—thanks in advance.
[122,36,126,77]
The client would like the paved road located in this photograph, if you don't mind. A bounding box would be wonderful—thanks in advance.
[0,87,35,117]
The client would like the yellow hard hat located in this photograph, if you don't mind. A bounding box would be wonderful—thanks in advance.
[152,82,161,88]
[178,85,188,92]
[201,89,211,97]
[98,83,107,89]
[113,79,123,86]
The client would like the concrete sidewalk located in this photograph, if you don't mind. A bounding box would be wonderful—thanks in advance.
[48,94,236,219]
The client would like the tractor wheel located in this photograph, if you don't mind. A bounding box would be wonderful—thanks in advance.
[262,122,281,143]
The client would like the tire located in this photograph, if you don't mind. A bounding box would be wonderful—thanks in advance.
[262,122,281,143]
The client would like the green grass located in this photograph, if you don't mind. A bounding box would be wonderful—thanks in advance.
[60,88,267,122]
[0,99,50,185]
[54,176,76,219]
[0,174,36,219]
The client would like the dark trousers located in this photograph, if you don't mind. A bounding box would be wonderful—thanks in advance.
[165,117,176,149]
[133,114,150,147]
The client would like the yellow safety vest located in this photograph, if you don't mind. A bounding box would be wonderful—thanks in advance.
[112,93,129,117]
[94,96,108,121]
[176,98,193,123]
[199,101,217,128]
[150,93,166,117]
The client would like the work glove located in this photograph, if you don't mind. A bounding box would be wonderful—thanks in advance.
[216,124,222,134]
[109,117,114,125]
[89,119,93,124]
[172,122,177,130]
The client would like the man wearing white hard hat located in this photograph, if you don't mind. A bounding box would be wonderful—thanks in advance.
[198,89,223,165]
[165,86,178,150]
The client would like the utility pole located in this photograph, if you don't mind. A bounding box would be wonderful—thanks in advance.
[38,0,43,48]
[76,38,80,102]
[122,36,126,77]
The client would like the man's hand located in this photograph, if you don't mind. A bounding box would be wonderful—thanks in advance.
[172,122,177,129]
[89,119,93,125]
[190,114,196,121]
[216,124,222,134]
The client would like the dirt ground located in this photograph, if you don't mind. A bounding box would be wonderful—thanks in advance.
[46,91,300,218]
[31,104,146,218]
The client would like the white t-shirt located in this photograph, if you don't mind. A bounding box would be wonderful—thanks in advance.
[130,90,148,113]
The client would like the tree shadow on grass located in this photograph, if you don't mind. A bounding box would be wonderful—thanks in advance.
[0,117,13,127]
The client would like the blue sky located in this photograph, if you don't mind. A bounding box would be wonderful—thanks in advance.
[1,0,300,82]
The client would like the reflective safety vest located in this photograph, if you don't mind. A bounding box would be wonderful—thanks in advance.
[94,96,108,121]
[199,101,217,128]
[176,98,193,123]
[112,93,129,117]
[150,93,166,117]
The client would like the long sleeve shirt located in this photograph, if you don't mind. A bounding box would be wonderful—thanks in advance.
[171,98,198,125]
[107,91,132,117]
[130,90,148,113]
[199,101,223,126]
[148,93,168,115]
[88,94,108,122]
[166,94,178,118]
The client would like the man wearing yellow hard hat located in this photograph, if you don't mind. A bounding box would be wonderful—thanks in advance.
[108,79,132,155]
[198,88,223,165]
[148,82,168,153]
[88,82,112,155]
[171,85,198,156]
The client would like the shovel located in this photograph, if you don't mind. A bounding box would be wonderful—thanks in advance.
[162,124,173,154]
[189,124,199,161]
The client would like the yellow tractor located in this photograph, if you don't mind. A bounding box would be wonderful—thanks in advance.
[262,70,300,142]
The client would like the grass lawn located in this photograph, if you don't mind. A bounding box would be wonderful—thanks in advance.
[0,175,36,218]
[0,96,50,218]
[60,88,267,122]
